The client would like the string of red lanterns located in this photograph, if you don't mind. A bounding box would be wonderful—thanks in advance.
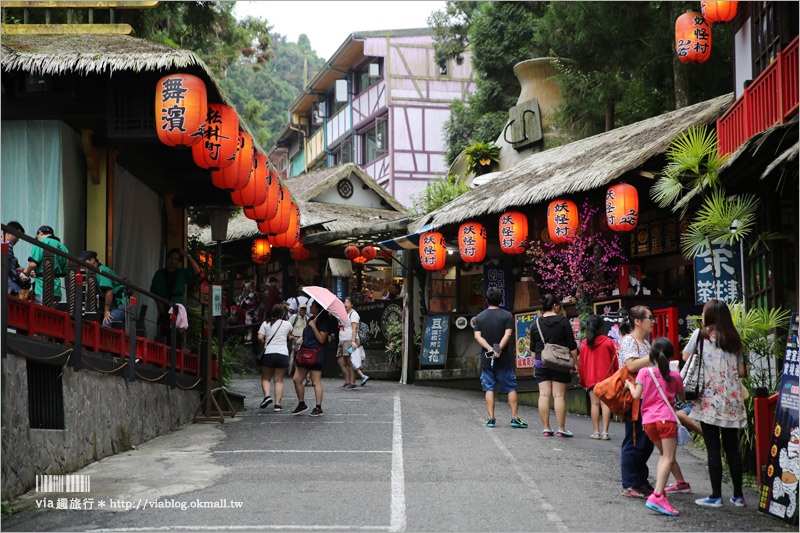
[233,153,268,209]
[499,212,528,254]
[156,73,206,148]
[675,11,712,64]
[290,240,310,261]
[701,1,737,23]
[192,103,239,171]
[458,222,486,262]
[251,238,271,264]
[420,231,446,270]
[211,131,254,191]
[268,203,301,248]
[547,199,578,243]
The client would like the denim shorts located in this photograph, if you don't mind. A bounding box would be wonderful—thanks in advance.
[481,368,517,394]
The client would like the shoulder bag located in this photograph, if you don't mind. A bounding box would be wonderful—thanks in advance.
[536,318,574,372]
[648,368,691,446]
[680,332,704,401]
[296,345,323,367]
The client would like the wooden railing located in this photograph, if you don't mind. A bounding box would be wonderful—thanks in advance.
[718,36,799,155]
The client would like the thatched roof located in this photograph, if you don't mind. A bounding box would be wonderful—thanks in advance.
[195,163,408,244]
[414,93,735,231]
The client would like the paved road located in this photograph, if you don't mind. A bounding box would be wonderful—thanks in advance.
[4,376,793,532]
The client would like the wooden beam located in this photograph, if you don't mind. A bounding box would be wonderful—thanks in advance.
[1,23,133,34]
[2,1,157,8]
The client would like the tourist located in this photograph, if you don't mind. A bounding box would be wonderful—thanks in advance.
[288,302,308,374]
[337,297,359,390]
[291,300,332,416]
[257,304,294,412]
[22,225,69,305]
[579,314,617,440]
[149,248,200,341]
[79,250,125,327]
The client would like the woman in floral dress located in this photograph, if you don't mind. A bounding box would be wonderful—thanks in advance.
[682,299,747,508]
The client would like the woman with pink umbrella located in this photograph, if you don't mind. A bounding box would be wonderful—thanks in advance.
[291,299,334,416]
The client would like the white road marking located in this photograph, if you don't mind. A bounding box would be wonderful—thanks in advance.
[213,449,391,454]
[474,409,568,531]
[390,395,406,533]
[95,526,391,531]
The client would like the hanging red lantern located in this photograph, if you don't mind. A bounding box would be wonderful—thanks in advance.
[701,1,737,23]
[290,241,310,262]
[458,222,487,262]
[268,204,301,248]
[420,232,446,270]
[251,238,271,264]
[192,103,239,171]
[156,73,207,147]
[547,199,578,243]
[344,245,360,260]
[606,184,639,232]
[211,131,253,191]
[257,188,292,235]
[244,169,280,222]
[499,212,528,255]
[233,153,268,209]
[675,12,712,64]
[198,250,213,267]
[353,256,368,264]
[360,246,377,261]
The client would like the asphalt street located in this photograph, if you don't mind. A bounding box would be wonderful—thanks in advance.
[3,376,794,532]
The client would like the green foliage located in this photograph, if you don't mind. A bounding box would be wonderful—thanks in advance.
[1,500,19,518]
[408,173,471,216]
[442,100,507,166]
[385,322,403,365]
[464,141,500,175]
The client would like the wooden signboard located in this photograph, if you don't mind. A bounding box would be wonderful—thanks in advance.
[421,315,449,367]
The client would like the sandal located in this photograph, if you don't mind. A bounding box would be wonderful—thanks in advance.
[542,429,554,437]
[590,432,601,439]
[601,432,611,440]
[621,487,647,499]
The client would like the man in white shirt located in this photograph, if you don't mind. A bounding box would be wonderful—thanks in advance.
[288,303,308,374]
[287,285,309,315]
[337,297,360,390]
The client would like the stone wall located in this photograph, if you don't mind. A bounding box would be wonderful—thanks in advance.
[1,353,201,500]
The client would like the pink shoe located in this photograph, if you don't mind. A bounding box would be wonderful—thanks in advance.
[646,493,679,516]
[664,481,691,494]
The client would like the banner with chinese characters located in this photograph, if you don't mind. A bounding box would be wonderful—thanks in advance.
[333,276,346,301]
[759,313,799,525]
[421,315,449,367]
[484,265,509,310]
[392,249,406,278]
[693,243,742,304]
[514,311,539,368]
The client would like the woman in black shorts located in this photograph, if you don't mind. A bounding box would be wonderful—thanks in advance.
[257,304,294,411]
[530,294,578,437]
[291,300,331,417]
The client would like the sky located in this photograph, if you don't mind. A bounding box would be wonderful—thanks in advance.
[233,1,446,60]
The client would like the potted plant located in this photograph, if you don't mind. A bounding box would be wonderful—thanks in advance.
[464,141,500,176]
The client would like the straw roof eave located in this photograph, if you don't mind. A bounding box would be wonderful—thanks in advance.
[412,93,734,232]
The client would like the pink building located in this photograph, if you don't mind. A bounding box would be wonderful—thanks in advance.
[270,28,475,206]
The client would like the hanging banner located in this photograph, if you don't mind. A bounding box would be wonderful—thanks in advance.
[392,249,407,278]
[421,315,449,367]
[694,243,742,304]
[333,276,346,301]
[759,313,800,525]
[484,265,509,310]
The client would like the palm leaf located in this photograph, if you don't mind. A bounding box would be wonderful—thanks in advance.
[748,231,787,254]
[681,225,712,260]
[650,175,686,207]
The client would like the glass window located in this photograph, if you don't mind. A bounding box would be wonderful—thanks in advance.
[362,119,387,164]
[357,59,383,94]
[333,139,353,165]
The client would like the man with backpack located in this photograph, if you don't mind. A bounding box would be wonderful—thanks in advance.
[288,302,309,375]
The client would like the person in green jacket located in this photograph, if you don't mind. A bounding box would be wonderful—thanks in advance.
[80,250,125,327]
[22,225,69,305]
[150,248,201,336]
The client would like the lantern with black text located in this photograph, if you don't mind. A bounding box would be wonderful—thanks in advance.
[156,73,206,147]
[344,245,360,260]
[675,12,711,64]
[251,238,271,264]
[361,246,377,261]
[257,188,292,235]
[290,241,310,262]
[192,103,239,170]
[268,204,301,248]
[701,1,737,23]
[458,222,486,262]
[211,131,253,191]
[420,232,446,270]
[547,199,578,243]
[606,184,639,232]
[234,153,268,209]
[244,168,279,221]
[499,212,528,254]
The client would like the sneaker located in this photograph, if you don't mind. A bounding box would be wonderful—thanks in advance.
[641,483,655,496]
[309,406,323,417]
[556,429,573,438]
[291,403,308,416]
[664,481,692,494]
[273,405,282,412]
[485,418,496,428]
[729,496,745,507]
[621,487,647,499]
[542,429,554,437]
[340,382,350,389]
[361,375,370,386]
[695,496,723,508]
[510,418,528,428]
[260,396,273,409]
[344,383,357,390]
[646,493,679,516]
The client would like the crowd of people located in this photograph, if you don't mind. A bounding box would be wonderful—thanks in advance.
[477,290,748,517]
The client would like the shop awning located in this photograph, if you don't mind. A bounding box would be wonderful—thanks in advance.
[378,224,434,251]
[327,258,353,278]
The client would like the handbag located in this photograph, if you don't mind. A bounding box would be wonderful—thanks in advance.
[680,333,704,401]
[535,318,574,372]
[648,367,691,446]
[296,346,322,368]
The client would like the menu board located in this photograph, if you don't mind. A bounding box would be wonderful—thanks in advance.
[650,222,664,255]
[664,218,679,252]
[421,315,449,367]
[514,311,540,368]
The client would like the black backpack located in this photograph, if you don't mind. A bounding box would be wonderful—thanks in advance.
[357,321,371,345]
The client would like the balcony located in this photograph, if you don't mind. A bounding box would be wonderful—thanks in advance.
[718,36,798,155]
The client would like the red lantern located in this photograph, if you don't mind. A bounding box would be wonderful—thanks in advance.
[243,169,280,222]
[192,103,239,171]
[606,184,639,232]
[361,246,377,261]
[675,12,712,64]
[499,212,528,254]
[344,245,360,260]
[268,204,301,248]
[353,256,368,264]
[290,241,310,262]
[701,1,737,23]
[234,153,268,209]
[198,250,213,267]
[547,199,578,243]
[211,131,253,191]
[419,232,446,270]
[251,238,271,264]
[458,222,487,262]
[156,73,206,147]
[257,188,292,235]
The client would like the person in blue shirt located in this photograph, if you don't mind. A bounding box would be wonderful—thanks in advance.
[291,300,332,417]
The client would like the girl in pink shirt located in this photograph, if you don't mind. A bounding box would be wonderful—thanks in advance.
[626,337,687,516]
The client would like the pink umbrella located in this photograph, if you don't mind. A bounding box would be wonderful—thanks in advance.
[302,286,348,325]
